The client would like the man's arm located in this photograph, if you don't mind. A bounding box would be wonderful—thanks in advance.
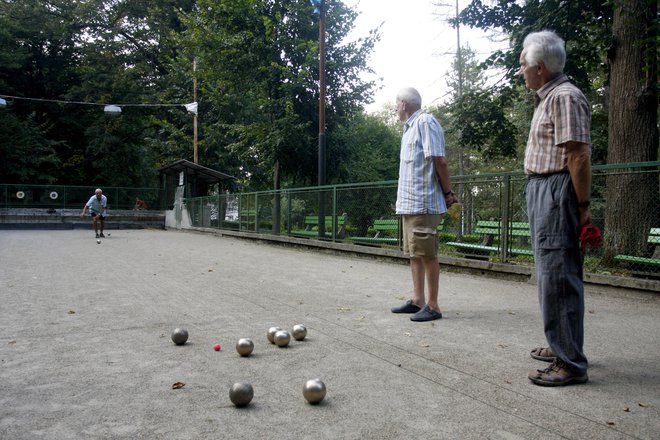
[80,203,88,218]
[565,141,592,226]
[432,156,458,206]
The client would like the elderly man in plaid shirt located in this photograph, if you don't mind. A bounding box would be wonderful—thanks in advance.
[520,31,593,386]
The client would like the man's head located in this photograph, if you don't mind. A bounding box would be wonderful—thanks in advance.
[518,31,565,90]
[95,188,103,199]
[396,88,422,122]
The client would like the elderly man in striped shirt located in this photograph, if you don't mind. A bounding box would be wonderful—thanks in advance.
[390,87,458,322]
[520,31,592,386]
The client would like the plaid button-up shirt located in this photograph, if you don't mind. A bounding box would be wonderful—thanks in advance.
[395,110,447,215]
[524,74,591,175]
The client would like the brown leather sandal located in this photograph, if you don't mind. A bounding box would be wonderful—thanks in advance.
[530,346,556,362]
[528,359,588,386]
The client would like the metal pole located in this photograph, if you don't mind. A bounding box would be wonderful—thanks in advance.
[317,0,327,238]
[193,58,198,164]
[455,0,465,239]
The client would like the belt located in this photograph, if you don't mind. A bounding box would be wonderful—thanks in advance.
[526,170,569,180]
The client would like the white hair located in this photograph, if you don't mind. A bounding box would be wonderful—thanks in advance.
[95,188,102,194]
[522,31,566,74]
[396,87,422,108]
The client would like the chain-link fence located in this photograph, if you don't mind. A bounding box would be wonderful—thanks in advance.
[0,184,163,211]
[188,161,659,278]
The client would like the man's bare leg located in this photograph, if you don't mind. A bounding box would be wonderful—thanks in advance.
[423,256,441,312]
[410,257,426,308]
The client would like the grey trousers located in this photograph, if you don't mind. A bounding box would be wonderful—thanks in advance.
[525,172,588,374]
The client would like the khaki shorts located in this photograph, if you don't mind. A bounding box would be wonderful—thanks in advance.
[402,214,443,258]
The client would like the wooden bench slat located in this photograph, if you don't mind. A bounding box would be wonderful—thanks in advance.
[350,237,398,244]
[614,255,660,266]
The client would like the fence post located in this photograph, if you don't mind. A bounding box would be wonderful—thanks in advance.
[254,193,259,232]
[500,174,511,262]
[332,186,337,240]
[318,189,326,238]
[287,190,292,236]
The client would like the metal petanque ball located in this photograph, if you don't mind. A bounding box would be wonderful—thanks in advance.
[96,239,101,244]
[229,382,254,407]
[303,379,326,404]
[236,338,254,357]
[292,324,307,341]
[267,326,282,344]
[171,328,189,345]
[273,330,290,347]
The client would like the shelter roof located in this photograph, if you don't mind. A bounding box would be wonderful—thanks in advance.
[159,159,234,184]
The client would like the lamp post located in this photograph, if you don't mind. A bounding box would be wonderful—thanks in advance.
[311,0,327,237]
[193,58,198,164]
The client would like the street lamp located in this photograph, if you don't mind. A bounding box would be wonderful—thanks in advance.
[311,0,327,237]
[103,104,122,114]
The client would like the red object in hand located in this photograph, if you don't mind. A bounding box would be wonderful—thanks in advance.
[213,343,221,351]
[580,224,602,255]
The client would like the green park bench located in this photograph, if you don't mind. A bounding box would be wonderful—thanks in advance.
[291,214,347,239]
[613,228,660,268]
[349,219,400,245]
[446,220,533,257]
[349,218,448,246]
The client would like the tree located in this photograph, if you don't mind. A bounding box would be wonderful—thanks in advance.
[459,0,612,161]
[603,0,658,260]
[458,0,658,263]
[0,111,60,184]
[0,0,195,186]
[0,0,82,183]
[172,0,379,191]
[437,46,518,170]
[332,111,400,183]
[0,0,379,191]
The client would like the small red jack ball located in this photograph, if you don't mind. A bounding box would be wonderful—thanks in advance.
[213,343,221,351]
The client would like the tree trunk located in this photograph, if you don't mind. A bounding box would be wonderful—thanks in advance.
[604,0,658,261]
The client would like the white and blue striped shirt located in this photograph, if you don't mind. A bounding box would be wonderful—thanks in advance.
[395,110,447,215]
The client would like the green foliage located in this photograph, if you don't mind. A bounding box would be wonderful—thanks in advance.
[430,45,520,175]
[449,90,518,159]
[460,0,612,92]
[170,0,379,190]
[458,0,614,163]
[332,111,400,183]
[0,0,379,188]
[0,111,60,183]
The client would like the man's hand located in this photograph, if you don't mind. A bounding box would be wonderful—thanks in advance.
[445,192,458,208]
[578,206,592,227]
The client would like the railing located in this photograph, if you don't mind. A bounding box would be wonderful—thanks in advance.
[0,184,164,211]
[186,162,660,278]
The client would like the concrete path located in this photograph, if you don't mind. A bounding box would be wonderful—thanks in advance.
[0,229,658,440]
